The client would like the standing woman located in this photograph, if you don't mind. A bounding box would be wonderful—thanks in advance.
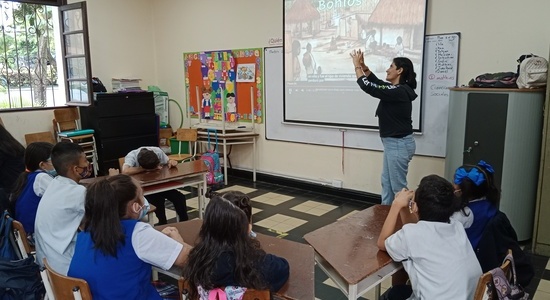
[0,124,25,194]
[350,49,417,205]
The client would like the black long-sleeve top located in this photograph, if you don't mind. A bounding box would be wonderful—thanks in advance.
[356,73,417,137]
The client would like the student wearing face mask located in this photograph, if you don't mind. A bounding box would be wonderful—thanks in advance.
[10,142,55,242]
[35,142,93,275]
[68,174,191,300]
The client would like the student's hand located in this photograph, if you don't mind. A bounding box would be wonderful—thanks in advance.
[393,188,414,209]
[108,168,119,176]
[168,159,178,168]
[162,226,184,244]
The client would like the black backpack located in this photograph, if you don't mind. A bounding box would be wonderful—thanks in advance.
[468,72,518,88]
[0,257,45,300]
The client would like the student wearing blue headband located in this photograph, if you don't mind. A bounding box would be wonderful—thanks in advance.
[453,160,533,287]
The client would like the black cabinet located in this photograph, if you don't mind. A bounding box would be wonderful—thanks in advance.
[80,92,159,175]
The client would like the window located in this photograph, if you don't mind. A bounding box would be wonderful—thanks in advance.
[0,0,91,110]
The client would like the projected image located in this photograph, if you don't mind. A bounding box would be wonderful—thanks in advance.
[284,0,426,129]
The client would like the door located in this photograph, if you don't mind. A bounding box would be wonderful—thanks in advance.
[463,93,508,188]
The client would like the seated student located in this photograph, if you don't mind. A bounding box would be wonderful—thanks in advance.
[453,160,534,286]
[183,195,289,300]
[10,142,55,240]
[214,190,257,238]
[377,175,482,300]
[121,147,188,224]
[68,174,192,300]
[35,142,91,275]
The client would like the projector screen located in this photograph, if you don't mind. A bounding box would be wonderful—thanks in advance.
[284,0,427,130]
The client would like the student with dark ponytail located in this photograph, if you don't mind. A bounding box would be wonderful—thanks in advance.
[453,160,534,286]
[350,50,417,205]
[11,142,55,238]
[68,175,192,299]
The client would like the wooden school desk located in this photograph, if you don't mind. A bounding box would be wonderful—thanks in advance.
[196,129,259,185]
[155,219,315,300]
[81,160,209,218]
[304,205,402,300]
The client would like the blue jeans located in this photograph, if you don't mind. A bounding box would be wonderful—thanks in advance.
[381,135,415,205]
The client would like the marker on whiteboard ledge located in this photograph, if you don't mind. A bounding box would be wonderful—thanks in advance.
[237,125,246,128]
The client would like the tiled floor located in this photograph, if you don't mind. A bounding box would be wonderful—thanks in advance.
[157,175,549,300]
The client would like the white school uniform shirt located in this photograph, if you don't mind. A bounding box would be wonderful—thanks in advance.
[450,206,474,229]
[33,171,54,196]
[131,222,183,270]
[35,176,86,275]
[124,146,169,168]
[385,219,482,300]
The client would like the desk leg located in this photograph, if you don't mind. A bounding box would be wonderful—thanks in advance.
[348,284,358,300]
[374,284,381,300]
[223,140,228,185]
[199,173,207,219]
[253,136,256,182]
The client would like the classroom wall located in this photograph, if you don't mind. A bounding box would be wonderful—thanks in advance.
[1,0,548,195]
[0,0,156,143]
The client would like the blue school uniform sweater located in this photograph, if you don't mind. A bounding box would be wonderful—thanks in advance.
[15,171,43,234]
[466,199,498,249]
[68,219,161,300]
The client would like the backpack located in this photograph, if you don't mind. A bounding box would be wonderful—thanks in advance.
[516,54,548,88]
[490,252,529,300]
[0,210,19,261]
[200,130,223,186]
[468,72,518,88]
[0,256,45,300]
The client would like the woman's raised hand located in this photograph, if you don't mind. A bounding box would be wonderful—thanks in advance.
[350,49,363,66]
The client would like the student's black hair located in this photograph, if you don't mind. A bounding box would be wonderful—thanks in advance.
[0,124,25,158]
[82,174,138,257]
[415,174,461,223]
[393,57,417,89]
[10,142,54,206]
[137,148,160,170]
[219,190,252,223]
[456,164,500,207]
[183,196,267,299]
[226,92,235,98]
[51,142,84,176]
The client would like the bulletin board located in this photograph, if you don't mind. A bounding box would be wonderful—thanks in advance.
[184,48,264,123]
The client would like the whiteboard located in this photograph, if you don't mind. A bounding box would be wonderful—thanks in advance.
[264,33,460,157]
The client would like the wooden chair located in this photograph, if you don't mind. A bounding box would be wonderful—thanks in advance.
[24,131,56,146]
[118,157,126,170]
[473,249,513,300]
[42,258,93,300]
[178,277,270,300]
[53,107,98,176]
[168,128,198,162]
[11,219,34,259]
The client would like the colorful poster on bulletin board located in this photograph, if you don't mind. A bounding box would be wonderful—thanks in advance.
[184,48,263,123]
